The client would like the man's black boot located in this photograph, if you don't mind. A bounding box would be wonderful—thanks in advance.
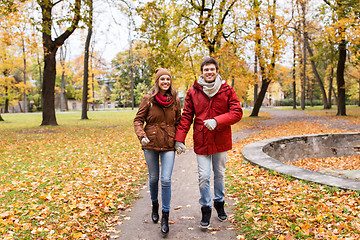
[151,201,159,223]
[200,206,212,228]
[214,201,227,222]
[161,210,169,235]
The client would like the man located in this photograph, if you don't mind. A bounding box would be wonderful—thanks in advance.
[174,57,243,228]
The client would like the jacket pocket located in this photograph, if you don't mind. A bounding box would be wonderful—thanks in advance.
[145,125,158,144]
[167,130,175,148]
[215,125,231,145]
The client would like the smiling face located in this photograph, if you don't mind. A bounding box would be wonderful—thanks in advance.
[201,63,218,83]
[158,75,171,95]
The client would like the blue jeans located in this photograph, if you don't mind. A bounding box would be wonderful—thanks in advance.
[143,149,175,212]
[196,151,227,207]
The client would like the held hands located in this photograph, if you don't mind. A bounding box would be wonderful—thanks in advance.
[204,119,217,131]
[141,137,150,146]
[174,141,186,154]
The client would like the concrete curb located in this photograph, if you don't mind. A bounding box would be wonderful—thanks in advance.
[242,133,360,191]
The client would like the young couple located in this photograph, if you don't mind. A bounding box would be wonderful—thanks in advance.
[133,57,243,235]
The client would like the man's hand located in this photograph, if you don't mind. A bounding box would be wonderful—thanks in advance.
[175,141,186,154]
[141,137,150,146]
[204,119,217,131]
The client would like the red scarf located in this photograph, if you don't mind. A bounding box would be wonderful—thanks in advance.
[155,93,173,107]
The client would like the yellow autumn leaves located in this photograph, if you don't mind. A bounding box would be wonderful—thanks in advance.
[227,120,360,239]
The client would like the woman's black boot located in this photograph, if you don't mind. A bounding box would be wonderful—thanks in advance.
[161,210,169,235]
[151,201,159,223]
[200,206,212,228]
[214,201,227,222]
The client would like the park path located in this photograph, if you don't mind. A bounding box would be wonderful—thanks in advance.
[112,109,360,240]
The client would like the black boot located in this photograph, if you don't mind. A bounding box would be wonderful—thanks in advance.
[200,206,211,228]
[214,201,227,222]
[151,201,159,223]
[161,210,169,235]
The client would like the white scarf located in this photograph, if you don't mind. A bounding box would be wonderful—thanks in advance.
[197,74,222,98]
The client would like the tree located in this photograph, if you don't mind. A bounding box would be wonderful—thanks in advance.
[216,42,252,102]
[111,41,152,107]
[292,33,297,109]
[250,0,289,116]
[173,0,239,56]
[82,0,93,120]
[38,0,82,125]
[58,43,68,112]
[321,0,360,115]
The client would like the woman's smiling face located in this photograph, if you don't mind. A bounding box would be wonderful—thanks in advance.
[158,75,171,94]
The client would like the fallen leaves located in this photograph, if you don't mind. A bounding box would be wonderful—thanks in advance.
[227,121,360,239]
[286,155,360,174]
[0,112,147,239]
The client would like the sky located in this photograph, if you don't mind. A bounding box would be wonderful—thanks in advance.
[67,0,143,65]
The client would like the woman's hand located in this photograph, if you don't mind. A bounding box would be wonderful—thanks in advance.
[141,137,150,146]
[175,141,186,154]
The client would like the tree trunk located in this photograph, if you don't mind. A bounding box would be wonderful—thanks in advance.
[4,86,9,113]
[254,53,258,103]
[336,39,346,116]
[18,101,23,112]
[253,0,260,109]
[328,66,333,108]
[81,26,92,119]
[22,38,27,113]
[60,70,66,112]
[358,79,360,107]
[65,91,69,111]
[292,35,296,109]
[131,70,134,110]
[37,53,43,109]
[250,0,277,117]
[304,35,330,109]
[301,1,306,110]
[92,73,95,111]
[0,114,3,121]
[332,87,338,105]
[39,0,81,125]
[250,77,271,117]
[300,52,306,110]
[308,78,314,107]
[82,0,92,119]
[41,50,58,126]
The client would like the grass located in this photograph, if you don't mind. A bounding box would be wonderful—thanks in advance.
[0,111,147,239]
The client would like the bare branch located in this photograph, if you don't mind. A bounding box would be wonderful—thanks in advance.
[53,0,63,6]
[54,0,81,47]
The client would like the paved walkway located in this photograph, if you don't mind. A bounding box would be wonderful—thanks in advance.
[113,150,237,239]
[112,109,360,240]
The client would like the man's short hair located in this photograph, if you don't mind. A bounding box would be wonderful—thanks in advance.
[200,57,219,72]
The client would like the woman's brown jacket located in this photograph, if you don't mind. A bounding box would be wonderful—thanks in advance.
[134,94,181,151]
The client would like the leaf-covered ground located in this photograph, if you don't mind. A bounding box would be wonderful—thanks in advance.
[286,155,360,172]
[1,110,360,239]
[0,112,147,239]
[227,120,360,239]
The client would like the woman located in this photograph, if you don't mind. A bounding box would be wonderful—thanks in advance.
[134,68,181,235]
